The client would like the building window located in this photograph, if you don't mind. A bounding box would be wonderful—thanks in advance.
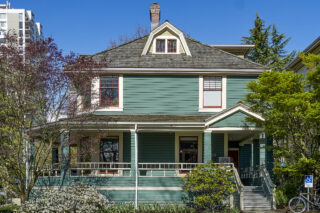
[19,22,23,29]
[100,137,119,162]
[0,21,6,28]
[19,30,23,37]
[0,13,6,19]
[100,75,119,107]
[167,40,177,53]
[156,39,165,52]
[19,13,23,21]
[203,76,222,108]
[179,136,198,163]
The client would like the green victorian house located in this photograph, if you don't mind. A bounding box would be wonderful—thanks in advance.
[35,4,275,211]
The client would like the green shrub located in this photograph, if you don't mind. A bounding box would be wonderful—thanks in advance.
[0,204,19,213]
[104,202,196,213]
[181,162,236,212]
[274,189,288,208]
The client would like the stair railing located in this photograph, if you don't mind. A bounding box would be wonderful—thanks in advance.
[232,164,244,211]
[259,164,276,209]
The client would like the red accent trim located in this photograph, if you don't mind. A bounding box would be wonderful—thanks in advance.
[167,39,177,53]
[156,39,165,53]
[203,76,222,108]
[99,75,119,108]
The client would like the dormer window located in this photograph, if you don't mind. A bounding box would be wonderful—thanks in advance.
[154,37,178,54]
[156,39,165,52]
[168,40,177,53]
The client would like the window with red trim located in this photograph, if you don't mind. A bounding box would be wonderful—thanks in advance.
[167,40,177,53]
[156,39,165,52]
[100,76,119,107]
[203,76,222,108]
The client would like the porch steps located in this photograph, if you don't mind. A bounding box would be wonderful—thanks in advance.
[243,186,272,211]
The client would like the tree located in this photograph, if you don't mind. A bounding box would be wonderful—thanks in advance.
[245,53,320,188]
[181,162,236,211]
[242,13,295,71]
[107,25,148,49]
[0,34,102,203]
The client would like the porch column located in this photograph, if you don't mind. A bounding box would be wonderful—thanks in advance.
[224,133,228,157]
[60,130,70,177]
[130,126,138,208]
[203,131,212,163]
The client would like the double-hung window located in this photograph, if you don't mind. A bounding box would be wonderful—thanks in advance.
[203,76,222,108]
[100,75,119,107]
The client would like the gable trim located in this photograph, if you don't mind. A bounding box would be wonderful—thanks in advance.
[141,21,192,56]
[205,104,264,127]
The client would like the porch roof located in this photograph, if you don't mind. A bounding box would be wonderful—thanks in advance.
[59,114,210,124]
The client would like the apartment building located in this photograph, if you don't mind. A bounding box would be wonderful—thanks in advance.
[0,1,42,52]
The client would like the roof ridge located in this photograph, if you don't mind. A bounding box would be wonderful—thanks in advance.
[186,37,268,70]
[94,34,149,55]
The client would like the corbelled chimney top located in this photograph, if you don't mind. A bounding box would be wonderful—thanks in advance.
[150,3,160,31]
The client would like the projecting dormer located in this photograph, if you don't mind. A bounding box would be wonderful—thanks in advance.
[142,21,191,56]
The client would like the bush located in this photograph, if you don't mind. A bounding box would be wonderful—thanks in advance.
[105,202,196,213]
[20,182,109,212]
[0,204,19,213]
[181,162,236,212]
[274,189,288,208]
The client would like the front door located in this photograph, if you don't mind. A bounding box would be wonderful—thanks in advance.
[228,150,239,169]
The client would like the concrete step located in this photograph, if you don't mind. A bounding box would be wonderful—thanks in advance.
[244,207,272,211]
[243,186,271,211]
[243,186,263,191]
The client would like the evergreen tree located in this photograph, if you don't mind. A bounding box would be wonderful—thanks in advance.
[242,13,295,71]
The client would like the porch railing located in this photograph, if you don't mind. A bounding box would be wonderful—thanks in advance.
[69,162,131,177]
[259,165,276,209]
[38,163,61,177]
[138,163,202,177]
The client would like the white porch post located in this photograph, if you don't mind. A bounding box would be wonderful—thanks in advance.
[130,125,138,209]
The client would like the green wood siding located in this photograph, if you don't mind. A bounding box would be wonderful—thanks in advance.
[253,139,260,167]
[123,75,199,114]
[138,133,175,162]
[210,111,257,128]
[239,144,252,170]
[123,132,131,162]
[266,136,274,179]
[227,76,257,107]
[212,133,224,159]
[204,132,212,162]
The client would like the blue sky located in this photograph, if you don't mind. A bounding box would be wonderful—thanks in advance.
[10,0,320,55]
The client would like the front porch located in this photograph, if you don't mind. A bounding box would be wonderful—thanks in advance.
[33,104,275,209]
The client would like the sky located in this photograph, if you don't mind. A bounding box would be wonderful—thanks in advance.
[9,0,320,55]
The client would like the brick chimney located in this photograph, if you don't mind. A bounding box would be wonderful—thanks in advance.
[150,3,160,31]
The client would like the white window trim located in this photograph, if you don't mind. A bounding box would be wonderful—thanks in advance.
[152,35,180,54]
[199,75,227,112]
[92,75,124,112]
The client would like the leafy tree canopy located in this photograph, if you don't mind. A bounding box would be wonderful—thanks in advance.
[245,53,320,186]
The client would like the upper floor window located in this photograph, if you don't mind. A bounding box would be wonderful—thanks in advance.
[155,38,178,54]
[203,76,222,108]
[167,40,177,53]
[0,13,6,19]
[100,75,119,107]
[156,39,165,52]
